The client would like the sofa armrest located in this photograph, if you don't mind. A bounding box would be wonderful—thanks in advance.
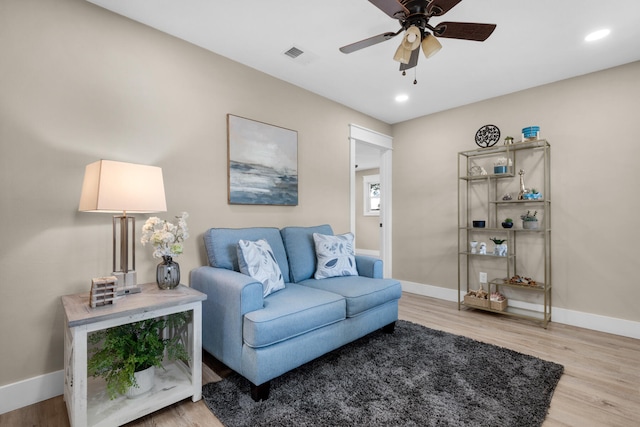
[355,255,383,279]
[190,266,264,373]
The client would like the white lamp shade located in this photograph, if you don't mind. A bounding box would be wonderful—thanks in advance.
[79,160,167,213]
[421,34,442,59]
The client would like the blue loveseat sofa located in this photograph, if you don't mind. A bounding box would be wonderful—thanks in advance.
[190,224,402,400]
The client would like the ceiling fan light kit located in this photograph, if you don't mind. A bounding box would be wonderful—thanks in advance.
[341,0,496,82]
[394,25,421,64]
[393,29,441,64]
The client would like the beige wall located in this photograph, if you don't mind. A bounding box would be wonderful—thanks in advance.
[355,168,380,251]
[0,0,390,387]
[2,0,639,391]
[391,60,640,323]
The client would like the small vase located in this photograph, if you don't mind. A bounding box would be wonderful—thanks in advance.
[156,256,180,289]
[523,221,539,230]
[495,243,508,257]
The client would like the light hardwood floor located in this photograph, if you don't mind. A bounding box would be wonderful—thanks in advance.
[2,292,639,426]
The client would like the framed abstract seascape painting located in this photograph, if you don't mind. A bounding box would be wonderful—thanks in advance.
[227,114,298,205]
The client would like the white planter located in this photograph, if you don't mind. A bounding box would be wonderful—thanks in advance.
[494,243,508,256]
[522,221,539,230]
[126,366,155,399]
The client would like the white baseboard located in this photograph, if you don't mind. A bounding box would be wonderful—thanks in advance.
[402,280,458,301]
[3,281,638,415]
[0,370,63,415]
[356,249,380,257]
[401,280,640,340]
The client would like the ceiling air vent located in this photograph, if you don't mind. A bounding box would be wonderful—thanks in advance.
[284,46,304,59]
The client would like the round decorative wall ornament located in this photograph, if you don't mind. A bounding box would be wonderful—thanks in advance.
[475,124,501,148]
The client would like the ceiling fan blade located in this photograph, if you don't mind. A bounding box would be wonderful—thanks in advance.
[368,0,408,19]
[340,31,400,53]
[428,0,463,16]
[399,48,420,71]
[433,22,497,41]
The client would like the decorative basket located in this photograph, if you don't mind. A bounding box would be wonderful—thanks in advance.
[490,298,508,311]
[464,293,489,308]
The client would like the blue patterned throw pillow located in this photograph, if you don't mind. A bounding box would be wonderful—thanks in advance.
[313,232,359,279]
[237,239,285,297]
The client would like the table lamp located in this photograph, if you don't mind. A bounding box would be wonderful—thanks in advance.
[79,160,167,295]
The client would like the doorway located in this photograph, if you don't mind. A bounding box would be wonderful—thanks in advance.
[349,124,393,277]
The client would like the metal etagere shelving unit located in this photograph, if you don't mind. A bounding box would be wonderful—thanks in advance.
[457,139,551,327]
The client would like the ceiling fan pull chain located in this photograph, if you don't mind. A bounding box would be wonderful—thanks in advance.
[414,68,418,85]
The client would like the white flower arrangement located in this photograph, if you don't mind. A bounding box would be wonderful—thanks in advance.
[140,212,189,259]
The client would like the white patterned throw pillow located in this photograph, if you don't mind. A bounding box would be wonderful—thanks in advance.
[313,232,359,279]
[237,239,285,297]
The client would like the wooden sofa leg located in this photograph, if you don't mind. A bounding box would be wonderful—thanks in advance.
[382,321,396,334]
[250,381,271,401]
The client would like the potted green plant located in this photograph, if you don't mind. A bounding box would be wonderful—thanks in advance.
[501,218,514,228]
[88,313,190,399]
[520,210,539,229]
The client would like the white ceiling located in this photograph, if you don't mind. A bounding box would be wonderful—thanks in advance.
[87,0,640,125]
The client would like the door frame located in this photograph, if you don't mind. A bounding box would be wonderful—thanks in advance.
[349,124,393,277]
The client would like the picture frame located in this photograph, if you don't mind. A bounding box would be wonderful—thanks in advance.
[227,114,298,206]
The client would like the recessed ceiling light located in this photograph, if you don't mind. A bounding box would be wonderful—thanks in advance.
[395,94,409,103]
[585,29,610,42]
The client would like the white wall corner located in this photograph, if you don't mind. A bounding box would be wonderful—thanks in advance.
[0,370,63,415]
[401,281,640,340]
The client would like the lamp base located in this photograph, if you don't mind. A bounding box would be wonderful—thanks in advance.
[114,271,141,296]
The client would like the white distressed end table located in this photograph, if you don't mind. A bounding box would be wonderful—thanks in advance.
[61,283,207,427]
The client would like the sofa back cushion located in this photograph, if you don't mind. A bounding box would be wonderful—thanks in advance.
[204,227,290,283]
[280,224,333,283]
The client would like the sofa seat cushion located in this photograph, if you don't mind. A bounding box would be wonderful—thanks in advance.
[298,276,402,318]
[243,283,346,348]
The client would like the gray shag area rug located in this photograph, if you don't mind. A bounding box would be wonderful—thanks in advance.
[202,320,563,427]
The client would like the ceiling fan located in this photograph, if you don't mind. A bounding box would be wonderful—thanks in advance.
[340,0,496,75]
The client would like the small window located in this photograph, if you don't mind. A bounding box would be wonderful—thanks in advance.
[363,174,380,216]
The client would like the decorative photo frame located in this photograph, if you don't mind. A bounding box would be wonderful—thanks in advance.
[227,114,298,206]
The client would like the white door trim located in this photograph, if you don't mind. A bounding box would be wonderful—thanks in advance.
[349,124,393,277]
